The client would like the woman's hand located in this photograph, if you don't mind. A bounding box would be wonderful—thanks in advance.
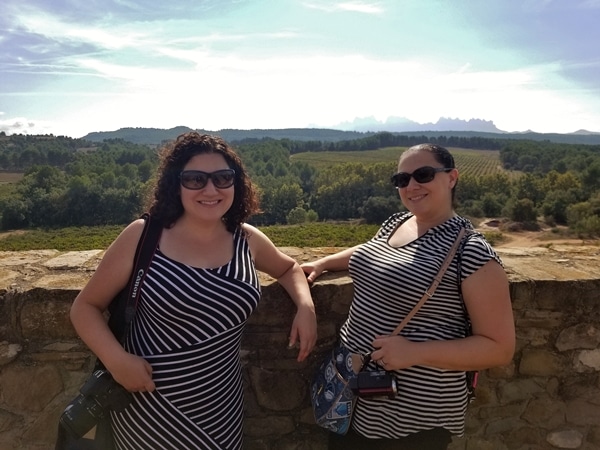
[300,261,325,284]
[106,351,156,393]
[371,335,419,371]
[288,305,317,362]
[300,246,358,283]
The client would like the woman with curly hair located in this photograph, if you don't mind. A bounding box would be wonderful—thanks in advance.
[70,132,317,449]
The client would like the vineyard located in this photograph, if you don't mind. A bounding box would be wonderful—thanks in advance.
[449,148,516,178]
[291,146,511,178]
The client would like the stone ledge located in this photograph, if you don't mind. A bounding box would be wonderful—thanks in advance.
[0,245,597,292]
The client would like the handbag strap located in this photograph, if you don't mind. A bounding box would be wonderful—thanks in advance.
[389,227,467,336]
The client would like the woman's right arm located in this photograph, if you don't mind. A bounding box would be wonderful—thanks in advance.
[300,245,360,283]
[70,219,155,392]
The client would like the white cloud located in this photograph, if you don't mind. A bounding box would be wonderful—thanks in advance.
[337,2,384,14]
[14,10,151,51]
[0,117,54,135]
[302,1,383,14]
[6,50,599,136]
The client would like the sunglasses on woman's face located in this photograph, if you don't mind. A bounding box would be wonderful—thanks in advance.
[390,166,453,189]
[179,169,236,190]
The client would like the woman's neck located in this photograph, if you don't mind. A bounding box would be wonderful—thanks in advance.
[411,210,456,233]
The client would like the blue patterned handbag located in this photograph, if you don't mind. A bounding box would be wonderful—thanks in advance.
[310,345,358,435]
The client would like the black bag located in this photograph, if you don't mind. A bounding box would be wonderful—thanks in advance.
[55,213,162,450]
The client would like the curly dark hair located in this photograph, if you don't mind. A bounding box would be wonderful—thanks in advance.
[147,132,260,231]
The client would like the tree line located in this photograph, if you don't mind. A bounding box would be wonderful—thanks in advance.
[0,133,599,236]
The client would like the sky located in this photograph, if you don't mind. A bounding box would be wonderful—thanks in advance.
[1,0,599,138]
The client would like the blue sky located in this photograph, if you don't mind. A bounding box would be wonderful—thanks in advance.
[1,0,599,138]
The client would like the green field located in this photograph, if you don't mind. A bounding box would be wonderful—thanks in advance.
[0,172,22,202]
[0,221,509,251]
[0,222,381,251]
[291,147,506,177]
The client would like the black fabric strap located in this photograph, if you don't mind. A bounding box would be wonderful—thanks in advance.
[107,213,163,344]
[123,213,163,328]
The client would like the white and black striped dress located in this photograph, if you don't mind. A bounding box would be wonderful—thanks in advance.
[111,227,260,450]
[341,212,501,439]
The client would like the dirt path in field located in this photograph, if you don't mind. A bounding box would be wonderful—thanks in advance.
[476,219,599,253]
[0,230,27,239]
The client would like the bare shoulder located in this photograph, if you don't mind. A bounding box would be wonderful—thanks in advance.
[240,223,288,273]
[103,218,147,260]
[241,222,263,238]
[240,223,271,246]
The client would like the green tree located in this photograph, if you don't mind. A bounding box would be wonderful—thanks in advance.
[256,178,304,224]
[505,198,537,223]
[480,193,504,217]
[456,175,482,205]
[540,190,578,225]
[567,199,600,236]
[512,174,545,205]
[359,196,401,224]
[0,198,30,229]
[287,207,307,224]
[306,210,319,222]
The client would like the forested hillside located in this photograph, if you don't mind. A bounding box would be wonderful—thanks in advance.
[0,132,599,236]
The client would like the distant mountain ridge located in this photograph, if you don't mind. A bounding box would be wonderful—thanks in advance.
[83,127,368,145]
[329,116,505,133]
[82,118,600,146]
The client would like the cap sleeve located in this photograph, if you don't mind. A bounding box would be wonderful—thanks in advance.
[458,232,504,282]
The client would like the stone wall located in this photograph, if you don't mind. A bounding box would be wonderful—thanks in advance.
[0,246,599,450]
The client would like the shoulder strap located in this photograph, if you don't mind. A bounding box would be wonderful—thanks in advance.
[107,213,162,344]
[123,213,162,325]
[390,227,467,336]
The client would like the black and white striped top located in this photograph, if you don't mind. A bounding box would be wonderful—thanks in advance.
[112,227,260,450]
[341,212,501,439]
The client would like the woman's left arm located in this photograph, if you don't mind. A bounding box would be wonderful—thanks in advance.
[458,259,516,368]
[244,224,317,362]
[373,259,515,371]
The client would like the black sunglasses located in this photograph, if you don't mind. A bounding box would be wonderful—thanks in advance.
[179,169,236,190]
[391,166,453,189]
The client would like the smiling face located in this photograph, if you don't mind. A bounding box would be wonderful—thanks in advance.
[396,148,458,223]
[180,152,235,223]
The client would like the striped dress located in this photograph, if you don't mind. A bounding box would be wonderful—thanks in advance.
[341,212,501,439]
[111,227,260,450]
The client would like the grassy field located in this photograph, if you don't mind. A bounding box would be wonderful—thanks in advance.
[0,172,23,202]
[0,222,381,251]
[0,221,510,251]
[291,146,506,177]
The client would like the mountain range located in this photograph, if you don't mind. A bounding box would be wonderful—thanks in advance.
[328,116,505,133]
[82,117,600,146]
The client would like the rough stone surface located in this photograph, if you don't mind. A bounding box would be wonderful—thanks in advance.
[546,429,584,449]
[0,241,598,449]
